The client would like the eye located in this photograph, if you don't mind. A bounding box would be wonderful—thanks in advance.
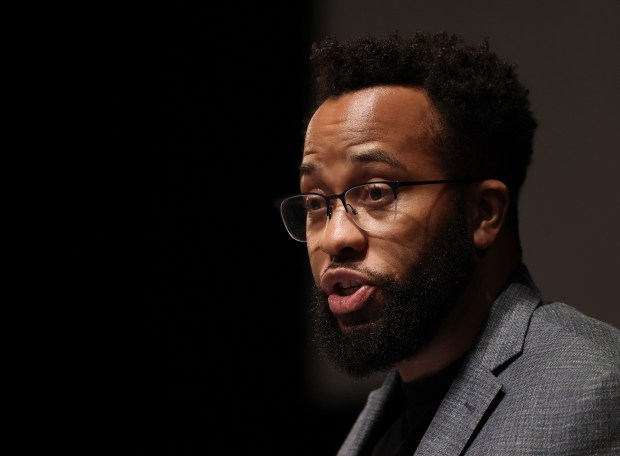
[368,184,388,201]
[305,194,326,212]
[362,183,392,203]
[348,182,395,210]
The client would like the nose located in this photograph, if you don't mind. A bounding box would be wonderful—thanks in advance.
[318,204,367,256]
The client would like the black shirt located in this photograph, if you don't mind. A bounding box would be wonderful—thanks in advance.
[370,356,465,456]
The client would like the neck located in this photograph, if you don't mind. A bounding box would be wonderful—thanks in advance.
[396,230,521,382]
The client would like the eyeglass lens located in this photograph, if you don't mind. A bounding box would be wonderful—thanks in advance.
[280,182,397,242]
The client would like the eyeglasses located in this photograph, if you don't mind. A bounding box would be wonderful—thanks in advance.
[274,178,482,242]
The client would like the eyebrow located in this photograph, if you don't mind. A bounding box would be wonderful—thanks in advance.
[299,149,406,178]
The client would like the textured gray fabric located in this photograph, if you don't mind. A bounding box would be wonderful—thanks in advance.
[337,265,620,455]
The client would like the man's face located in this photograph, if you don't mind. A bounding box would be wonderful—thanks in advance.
[301,86,476,377]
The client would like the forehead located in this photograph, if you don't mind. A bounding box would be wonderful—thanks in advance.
[301,86,442,185]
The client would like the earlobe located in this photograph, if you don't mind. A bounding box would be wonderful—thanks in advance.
[470,180,510,250]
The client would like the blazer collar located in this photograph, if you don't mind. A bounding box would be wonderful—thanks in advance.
[470,263,541,372]
[414,263,542,455]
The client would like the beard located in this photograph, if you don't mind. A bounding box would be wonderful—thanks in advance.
[309,199,476,378]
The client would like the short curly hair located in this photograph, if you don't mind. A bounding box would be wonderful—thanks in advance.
[306,30,538,241]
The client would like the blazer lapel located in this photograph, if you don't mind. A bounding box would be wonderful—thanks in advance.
[337,370,401,455]
[414,264,542,456]
[413,361,502,455]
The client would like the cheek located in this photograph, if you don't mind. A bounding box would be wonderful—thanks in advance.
[367,237,420,280]
[368,216,434,279]
[307,243,326,284]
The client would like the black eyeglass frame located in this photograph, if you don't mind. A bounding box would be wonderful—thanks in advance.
[273,177,485,218]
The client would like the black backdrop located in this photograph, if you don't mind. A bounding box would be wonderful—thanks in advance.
[75,2,359,455]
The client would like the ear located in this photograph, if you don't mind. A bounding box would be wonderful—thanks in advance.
[466,179,510,250]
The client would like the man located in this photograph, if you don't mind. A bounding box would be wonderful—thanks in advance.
[274,31,620,455]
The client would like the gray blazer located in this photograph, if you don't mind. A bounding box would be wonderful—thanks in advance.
[337,265,620,455]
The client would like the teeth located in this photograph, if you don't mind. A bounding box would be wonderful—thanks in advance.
[338,280,361,289]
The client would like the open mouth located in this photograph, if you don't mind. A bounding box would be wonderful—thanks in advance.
[335,281,363,296]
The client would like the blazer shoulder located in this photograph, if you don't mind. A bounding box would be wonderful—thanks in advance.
[466,302,620,454]
[529,301,620,363]
[513,301,620,390]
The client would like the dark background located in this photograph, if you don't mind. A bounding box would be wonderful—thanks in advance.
[76,1,618,455]
[81,2,357,455]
